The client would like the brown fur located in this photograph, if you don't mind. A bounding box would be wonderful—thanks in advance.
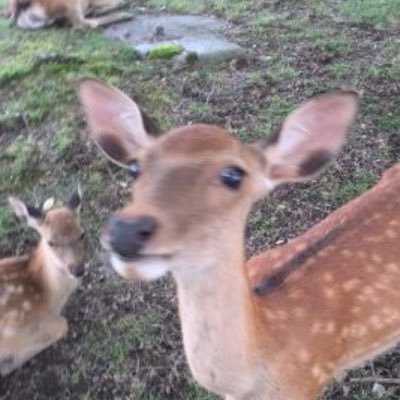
[78,80,400,399]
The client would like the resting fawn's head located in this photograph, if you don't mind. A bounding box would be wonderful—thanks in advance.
[7,0,54,29]
[79,80,358,282]
[8,189,86,278]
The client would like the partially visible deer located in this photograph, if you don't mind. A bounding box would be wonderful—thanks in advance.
[6,0,132,29]
[79,79,400,400]
[0,190,85,376]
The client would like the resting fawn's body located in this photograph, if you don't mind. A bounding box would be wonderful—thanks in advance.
[79,79,400,400]
[6,0,131,29]
[0,191,85,376]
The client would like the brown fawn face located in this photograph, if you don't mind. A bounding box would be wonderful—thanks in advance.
[8,0,53,29]
[104,126,267,280]
[79,80,358,282]
[39,208,86,278]
[9,190,86,278]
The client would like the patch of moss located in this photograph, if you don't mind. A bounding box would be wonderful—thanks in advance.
[147,43,183,59]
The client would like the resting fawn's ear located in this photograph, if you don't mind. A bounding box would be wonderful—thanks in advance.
[8,196,43,229]
[262,91,358,188]
[79,79,151,167]
[65,186,82,213]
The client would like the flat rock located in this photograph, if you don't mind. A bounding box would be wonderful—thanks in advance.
[103,14,245,64]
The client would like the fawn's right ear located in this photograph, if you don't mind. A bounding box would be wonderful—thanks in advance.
[261,91,358,188]
[65,186,82,213]
[79,79,152,168]
[8,196,43,229]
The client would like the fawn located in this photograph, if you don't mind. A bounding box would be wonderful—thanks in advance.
[6,0,132,29]
[0,190,85,376]
[79,79,400,400]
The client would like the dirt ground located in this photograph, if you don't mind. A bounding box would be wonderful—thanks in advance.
[0,0,399,399]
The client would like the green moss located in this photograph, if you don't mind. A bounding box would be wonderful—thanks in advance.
[147,43,183,59]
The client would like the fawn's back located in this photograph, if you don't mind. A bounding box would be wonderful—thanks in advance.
[248,164,400,398]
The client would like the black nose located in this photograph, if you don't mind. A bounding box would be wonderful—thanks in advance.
[108,216,158,260]
[70,264,85,278]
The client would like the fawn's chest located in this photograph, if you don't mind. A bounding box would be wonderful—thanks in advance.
[178,287,263,396]
[46,273,79,314]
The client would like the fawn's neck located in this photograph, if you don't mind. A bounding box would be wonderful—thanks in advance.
[30,241,78,312]
[173,233,273,397]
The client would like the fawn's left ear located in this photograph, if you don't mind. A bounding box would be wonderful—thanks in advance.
[262,91,358,188]
[8,196,43,229]
[79,79,151,168]
[65,187,82,213]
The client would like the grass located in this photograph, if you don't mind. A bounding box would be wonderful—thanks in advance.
[187,101,212,118]
[332,171,376,204]
[336,0,400,29]
[0,207,14,236]
[0,135,41,192]
[147,0,256,19]
[253,95,294,138]
[0,20,140,123]
[1,0,400,398]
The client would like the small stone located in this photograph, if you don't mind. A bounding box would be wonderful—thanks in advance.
[372,383,386,398]
[342,385,350,396]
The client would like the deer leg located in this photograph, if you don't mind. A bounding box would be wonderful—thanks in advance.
[0,316,67,376]
[86,2,127,17]
[79,12,132,29]
[68,0,132,29]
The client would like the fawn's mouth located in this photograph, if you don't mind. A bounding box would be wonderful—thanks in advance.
[109,252,173,281]
[118,253,173,263]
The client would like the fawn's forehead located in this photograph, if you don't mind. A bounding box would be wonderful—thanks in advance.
[146,125,265,171]
[43,208,80,234]
[145,125,252,167]
[155,125,239,155]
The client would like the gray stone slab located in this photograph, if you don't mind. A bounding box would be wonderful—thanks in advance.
[103,14,245,64]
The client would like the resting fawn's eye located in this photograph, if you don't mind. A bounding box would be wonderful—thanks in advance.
[48,241,57,248]
[219,167,246,190]
[17,1,30,11]
[127,160,140,179]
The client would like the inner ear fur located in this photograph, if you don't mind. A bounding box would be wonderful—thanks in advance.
[79,79,152,167]
[8,196,43,228]
[263,91,359,183]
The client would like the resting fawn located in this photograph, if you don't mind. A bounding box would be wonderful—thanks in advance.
[0,189,85,376]
[6,0,131,29]
[79,79,400,400]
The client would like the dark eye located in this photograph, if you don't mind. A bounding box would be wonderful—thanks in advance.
[127,160,140,179]
[17,1,30,11]
[48,241,57,248]
[80,232,85,241]
[220,167,246,190]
